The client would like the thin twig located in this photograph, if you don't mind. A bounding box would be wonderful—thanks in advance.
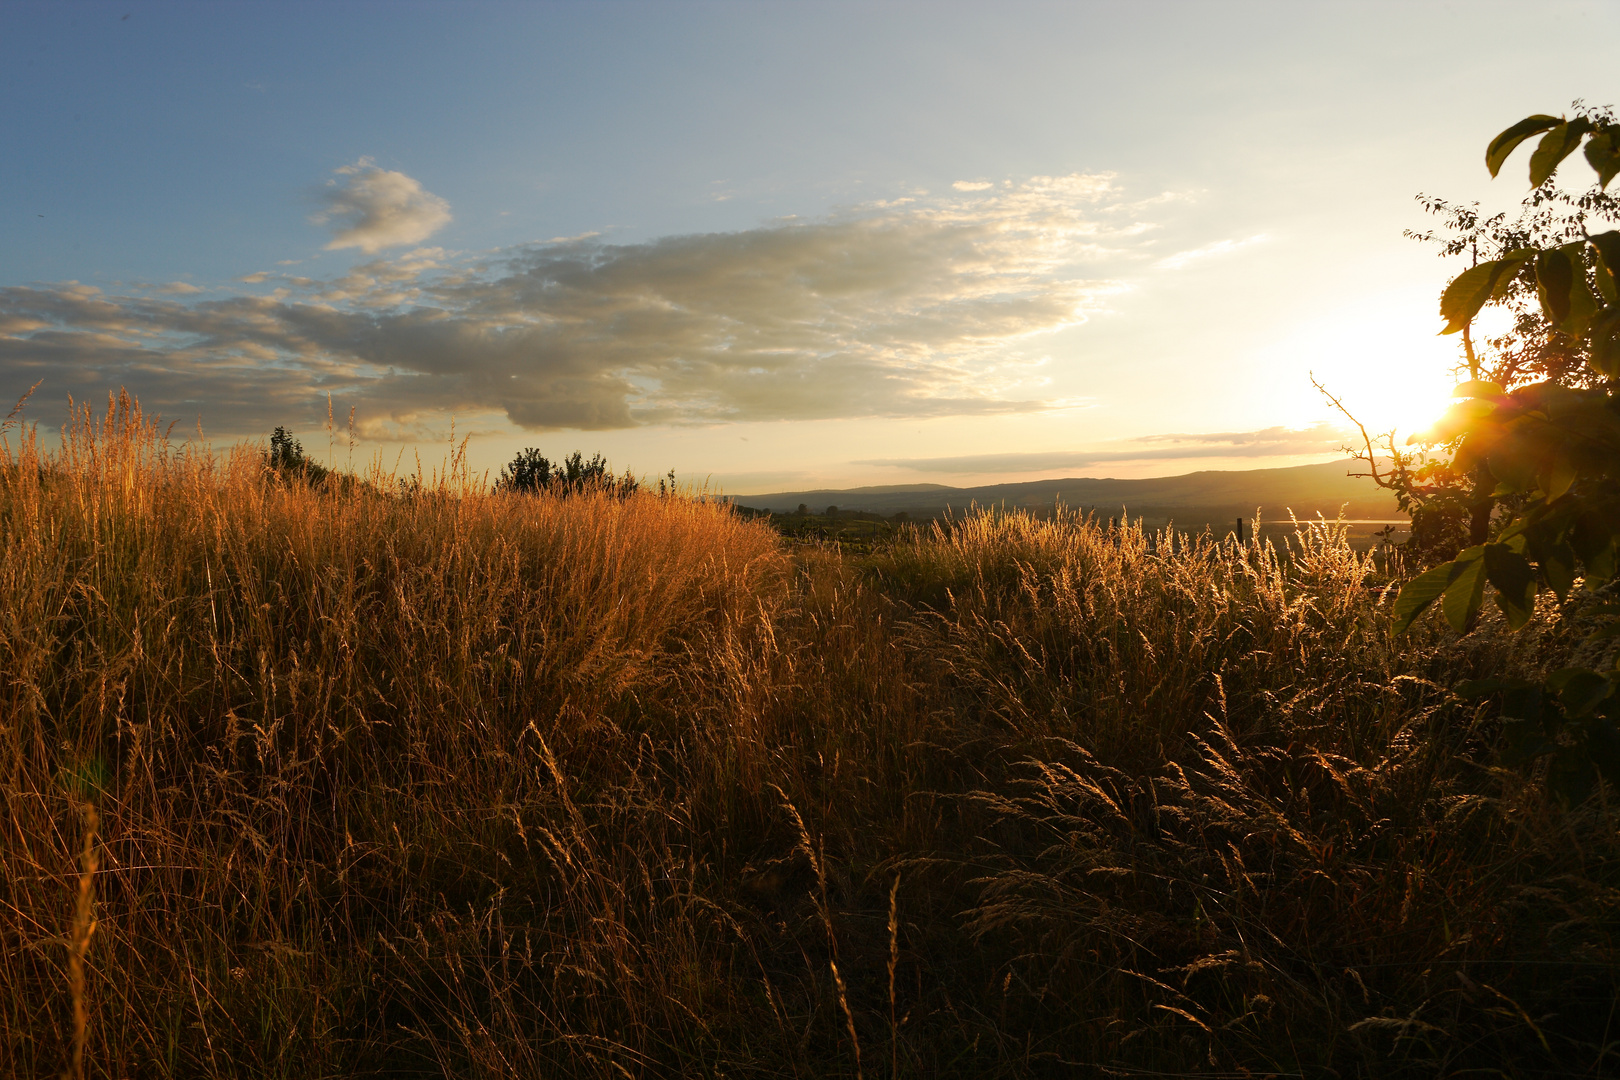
[1309,371,1388,488]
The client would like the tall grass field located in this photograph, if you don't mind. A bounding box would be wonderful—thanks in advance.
[3,393,1616,1078]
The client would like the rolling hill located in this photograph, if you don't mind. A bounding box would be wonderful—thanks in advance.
[732,459,1399,528]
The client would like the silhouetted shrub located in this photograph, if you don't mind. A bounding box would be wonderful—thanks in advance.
[265,426,329,484]
[495,448,639,498]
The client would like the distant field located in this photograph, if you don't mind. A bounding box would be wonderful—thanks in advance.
[4,400,1613,1079]
[738,504,1411,554]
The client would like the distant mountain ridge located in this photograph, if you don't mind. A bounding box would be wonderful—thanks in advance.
[732,459,1398,525]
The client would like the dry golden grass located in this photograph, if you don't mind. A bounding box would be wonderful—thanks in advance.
[1,392,1615,1078]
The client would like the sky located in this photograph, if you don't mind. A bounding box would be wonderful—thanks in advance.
[2,1,1616,494]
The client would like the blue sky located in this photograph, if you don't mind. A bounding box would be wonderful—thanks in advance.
[3,1,1615,491]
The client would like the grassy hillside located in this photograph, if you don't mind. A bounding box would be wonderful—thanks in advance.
[737,459,1401,524]
[3,397,1615,1078]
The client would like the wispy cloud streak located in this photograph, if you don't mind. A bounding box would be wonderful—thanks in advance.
[1153,233,1268,270]
[858,423,1350,474]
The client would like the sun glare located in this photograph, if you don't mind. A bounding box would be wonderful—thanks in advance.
[1255,292,1469,446]
[1371,380,1458,444]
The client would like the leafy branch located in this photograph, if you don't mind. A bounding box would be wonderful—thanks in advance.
[1391,103,1620,803]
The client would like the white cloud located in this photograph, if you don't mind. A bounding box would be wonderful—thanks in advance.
[156,281,203,295]
[0,174,1155,437]
[1154,233,1269,271]
[953,180,993,191]
[311,159,452,254]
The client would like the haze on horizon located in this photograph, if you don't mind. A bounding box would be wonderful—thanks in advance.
[2,1,1614,494]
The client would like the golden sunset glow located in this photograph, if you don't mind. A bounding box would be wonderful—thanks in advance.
[0,4,1603,493]
[1250,293,1464,447]
[5,6,1617,1077]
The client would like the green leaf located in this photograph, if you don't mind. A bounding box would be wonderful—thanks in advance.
[1537,537,1577,601]
[1454,678,1504,699]
[1451,420,1505,473]
[1529,119,1592,188]
[1487,439,1536,494]
[1591,230,1620,273]
[1443,553,1488,633]
[1571,515,1618,582]
[1536,248,1575,325]
[1486,114,1562,178]
[1544,452,1578,500]
[1591,305,1620,379]
[1590,540,1618,585]
[1558,243,1599,335]
[1453,379,1504,398]
[1484,543,1537,629]
[1393,558,1467,634]
[1492,252,1535,302]
[1454,397,1500,421]
[1590,231,1620,304]
[1439,259,1519,335]
[1585,128,1620,189]
[1548,667,1613,717]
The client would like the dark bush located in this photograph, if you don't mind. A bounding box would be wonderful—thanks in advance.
[265,426,329,484]
[495,448,639,498]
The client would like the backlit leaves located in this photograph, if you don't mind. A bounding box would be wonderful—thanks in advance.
[1512,236,1620,343]
[1535,248,1575,324]
[1392,547,1480,634]
[1453,379,1504,399]
[1482,543,1536,628]
[1488,112,1615,189]
[1438,254,1531,334]
[1440,552,1488,632]
[1528,119,1593,188]
[1486,114,1561,178]
[1591,230,1620,302]
[1409,109,1620,801]
[1394,541,1539,633]
[1586,128,1620,189]
[1548,667,1613,718]
[1592,305,1620,377]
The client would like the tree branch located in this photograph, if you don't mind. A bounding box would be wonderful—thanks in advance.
[1310,372,1389,489]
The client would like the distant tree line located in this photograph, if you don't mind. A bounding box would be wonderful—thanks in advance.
[262,430,673,501]
[741,504,911,524]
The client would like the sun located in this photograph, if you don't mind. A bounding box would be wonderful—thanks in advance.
[1256,293,1469,446]
[1372,380,1459,444]
[1312,357,1457,446]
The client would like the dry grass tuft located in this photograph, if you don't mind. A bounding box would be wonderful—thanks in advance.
[1,393,1615,1077]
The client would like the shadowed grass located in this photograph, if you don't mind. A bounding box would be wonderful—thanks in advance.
[1,393,1615,1078]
